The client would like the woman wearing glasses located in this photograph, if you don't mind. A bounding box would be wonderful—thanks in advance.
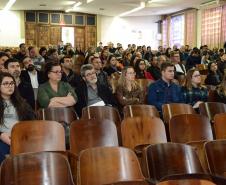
[37,61,77,108]
[182,68,208,109]
[116,66,144,109]
[0,72,35,163]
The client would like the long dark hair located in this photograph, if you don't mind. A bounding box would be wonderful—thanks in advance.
[0,72,34,125]
[134,59,146,79]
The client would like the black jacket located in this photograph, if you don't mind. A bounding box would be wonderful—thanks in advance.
[73,79,118,117]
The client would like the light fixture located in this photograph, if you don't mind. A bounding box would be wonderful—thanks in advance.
[65,1,82,12]
[3,0,16,11]
[87,0,94,3]
[119,2,145,17]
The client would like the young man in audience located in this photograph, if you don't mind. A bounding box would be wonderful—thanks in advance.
[20,56,45,109]
[4,58,21,86]
[148,62,184,112]
[14,43,27,62]
[28,46,45,70]
[60,56,74,82]
[147,56,162,80]
[0,52,9,72]
[74,64,117,117]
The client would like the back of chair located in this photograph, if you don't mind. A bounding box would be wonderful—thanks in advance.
[37,107,78,124]
[0,152,74,185]
[205,140,226,177]
[199,102,226,122]
[162,103,196,124]
[214,113,226,139]
[79,147,144,185]
[123,105,159,118]
[104,180,150,185]
[144,143,204,182]
[157,179,216,185]
[169,114,213,143]
[11,121,65,155]
[70,119,118,154]
[121,117,167,150]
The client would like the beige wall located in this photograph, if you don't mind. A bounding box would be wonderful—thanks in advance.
[0,10,25,47]
[196,9,202,48]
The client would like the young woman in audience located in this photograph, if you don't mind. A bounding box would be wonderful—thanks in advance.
[37,61,77,108]
[103,55,121,76]
[205,62,223,86]
[182,68,208,109]
[216,75,226,103]
[0,72,35,163]
[134,59,154,80]
[116,66,144,109]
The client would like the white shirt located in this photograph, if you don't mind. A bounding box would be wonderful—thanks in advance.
[28,71,39,89]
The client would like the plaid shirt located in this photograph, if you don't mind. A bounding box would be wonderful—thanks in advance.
[182,86,208,106]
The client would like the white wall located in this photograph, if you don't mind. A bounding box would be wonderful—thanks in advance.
[0,10,25,47]
[97,15,160,49]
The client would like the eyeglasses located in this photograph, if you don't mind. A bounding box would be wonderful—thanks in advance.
[139,63,145,65]
[50,71,62,74]
[1,81,15,87]
[85,71,96,77]
[126,72,136,75]
[192,74,201,78]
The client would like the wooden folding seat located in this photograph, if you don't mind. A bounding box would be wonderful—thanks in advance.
[169,114,213,143]
[162,103,196,124]
[37,106,78,124]
[0,152,74,185]
[123,105,159,118]
[104,180,151,185]
[157,179,216,185]
[143,143,204,183]
[214,113,226,139]
[11,121,65,155]
[199,102,226,122]
[196,64,208,75]
[78,146,144,185]
[121,117,167,151]
[205,140,226,177]
[70,119,118,154]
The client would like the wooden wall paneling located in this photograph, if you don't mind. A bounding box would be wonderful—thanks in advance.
[50,26,61,46]
[25,23,37,46]
[85,26,97,50]
[75,26,85,51]
[37,25,50,47]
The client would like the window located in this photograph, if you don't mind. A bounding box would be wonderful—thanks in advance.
[51,13,61,24]
[170,14,185,47]
[25,11,36,23]
[38,12,49,24]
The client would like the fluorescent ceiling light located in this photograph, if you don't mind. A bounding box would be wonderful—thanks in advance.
[66,1,82,12]
[3,0,16,11]
[87,0,94,3]
[119,2,145,17]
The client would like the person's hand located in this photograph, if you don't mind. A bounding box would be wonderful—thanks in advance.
[0,133,11,145]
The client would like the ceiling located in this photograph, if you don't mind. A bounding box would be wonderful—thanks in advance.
[0,0,211,16]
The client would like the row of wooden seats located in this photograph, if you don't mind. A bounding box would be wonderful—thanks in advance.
[2,141,226,185]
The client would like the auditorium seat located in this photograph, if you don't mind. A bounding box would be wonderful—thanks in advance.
[213,113,226,139]
[123,105,159,118]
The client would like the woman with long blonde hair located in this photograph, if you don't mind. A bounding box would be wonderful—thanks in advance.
[182,68,208,109]
[116,66,144,108]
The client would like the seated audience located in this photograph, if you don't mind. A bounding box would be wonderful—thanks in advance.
[201,51,211,65]
[122,52,132,67]
[218,54,226,75]
[28,46,44,70]
[205,62,223,86]
[216,75,226,103]
[147,56,162,80]
[0,52,9,72]
[148,62,184,112]
[182,69,208,109]
[103,55,121,76]
[39,47,48,61]
[37,62,77,108]
[170,51,186,78]
[0,72,35,163]
[13,43,27,62]
[46,48,59,62]
[74,64,117,117]
[134,59,154,80]
[116,66,144,108]
[60,56,74,82]
[186,48,201,70]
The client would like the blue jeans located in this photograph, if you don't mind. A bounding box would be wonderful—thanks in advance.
[0,140,10,164]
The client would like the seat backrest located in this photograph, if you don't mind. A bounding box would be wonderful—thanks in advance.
[199,102,226,122]
[70,119,118,154]
[121,117,167,150]
[169,114,213,143]
[144,143,204,181]
[205,140,226,176]
[37,107,78,124]
[157,179,216,185]
[214,113,226,139]
[123,105,159,118]
[11,121,66,155]
[79,147,144,185]
[104,180,150,185]
[0,152,74,185]
[162,103,196,124]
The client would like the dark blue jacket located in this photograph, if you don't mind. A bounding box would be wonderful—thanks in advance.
[147,79,184,111]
